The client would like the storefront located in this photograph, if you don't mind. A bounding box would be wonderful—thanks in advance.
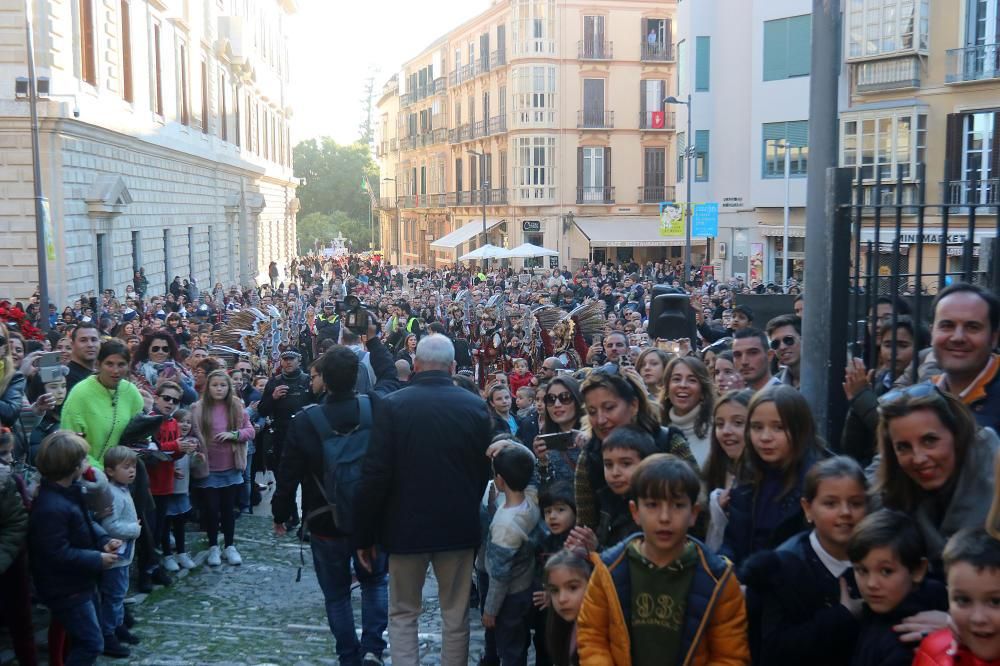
[760,225,807,284]
[572,216,707,267]
[857,227,996,290]
[429,217,504,266]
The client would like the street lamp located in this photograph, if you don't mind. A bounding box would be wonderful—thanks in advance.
[665,95,693,282]
[23,0,50,332]
[776,141,792,290]
[381,177,399,265]
[466,150,490,266]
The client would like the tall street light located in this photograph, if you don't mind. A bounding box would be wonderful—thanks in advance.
[665,95,693,281]
[467,149,490,267]
[25,0,50,332]
[381,177,398,265]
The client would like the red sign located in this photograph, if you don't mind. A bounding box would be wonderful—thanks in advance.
[651,111,665,129]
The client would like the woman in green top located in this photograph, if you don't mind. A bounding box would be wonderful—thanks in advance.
[61,340,144,468]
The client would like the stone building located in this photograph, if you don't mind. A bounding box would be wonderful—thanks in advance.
[0,0,297,304]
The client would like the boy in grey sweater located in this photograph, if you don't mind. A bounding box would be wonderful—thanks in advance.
[100,446,142,655]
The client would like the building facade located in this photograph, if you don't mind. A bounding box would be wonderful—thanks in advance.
[0,0,297,305]
[374,0,680,270]
[839,0,1000,285]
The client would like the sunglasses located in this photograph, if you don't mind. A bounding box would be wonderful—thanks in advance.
[878,382,942,407]
[544,391,574,406]
[769,335,798,350]
[158,394,181,404]
[150,345,169,352]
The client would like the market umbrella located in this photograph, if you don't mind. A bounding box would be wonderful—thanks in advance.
[459,244,511,261]
[505,242,559,258]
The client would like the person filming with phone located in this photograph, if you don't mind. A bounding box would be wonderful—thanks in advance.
[533,376,584,487]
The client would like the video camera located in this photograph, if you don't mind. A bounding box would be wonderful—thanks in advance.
[337,294,376,336]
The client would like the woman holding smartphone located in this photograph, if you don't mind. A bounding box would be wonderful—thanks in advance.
[533,375,584,486]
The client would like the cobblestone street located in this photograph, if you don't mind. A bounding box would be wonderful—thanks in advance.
[3,491,487,665]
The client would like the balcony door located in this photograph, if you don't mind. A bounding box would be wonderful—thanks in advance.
[644,147,666,202]
[579,146,607,202]
[966,0,1000,78]
[583,15,605,58]
[960,111,999,204]
[583,78,605,127]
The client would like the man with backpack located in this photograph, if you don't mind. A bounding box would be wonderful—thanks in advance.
[271,327,398,666]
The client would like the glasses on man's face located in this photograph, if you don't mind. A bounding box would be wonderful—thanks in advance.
[878,383,942,408]
[769,335,798,350]
[151,345,169,353]
[544,391,573,406]
[158,394,181,404]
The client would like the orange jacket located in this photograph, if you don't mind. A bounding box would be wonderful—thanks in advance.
[576,535,749,666]
[912,628,1000,666]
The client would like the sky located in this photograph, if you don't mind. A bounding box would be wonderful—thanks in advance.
[287,0,491,145]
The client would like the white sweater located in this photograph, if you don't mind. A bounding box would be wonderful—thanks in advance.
[668,406,711,469]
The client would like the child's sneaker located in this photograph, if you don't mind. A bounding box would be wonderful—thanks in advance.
[115,625,141,645]
[102,633,130,658]
[176,552,196,569]
[224,545,242,565]
[207,545,222,567]
[162,555,180,572]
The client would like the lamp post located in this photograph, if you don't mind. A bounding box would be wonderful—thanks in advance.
[665,94,693,283]
[381,177,398,265]
[24,0,50,332]
[778,141,792,289]
[467,149,490,268]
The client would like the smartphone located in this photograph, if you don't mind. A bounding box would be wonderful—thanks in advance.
[538,430,577,452]
[37,351,62,383]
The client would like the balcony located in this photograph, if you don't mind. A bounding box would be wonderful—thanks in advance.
[488,114,507,135]
[489,49,507,69]
[947,44,1000,83]
[473,119,488,139]
[641,42,674,62]
[399,92,413,107]
[945,179,1000,206]
[853,56,921,93]
[448,124,473,143]
[448,189,508,206]
[378,197,397,210]
[638,185,675,203]
[579,40,613,60]
[477,56,491,76]
[433,77,447,94]
[404,193,447,208]
[399,195,416,208]
[389,138,398,151]
[578,110,614,129]
[399,135,416,151]
[431,128,448,144]
[639,110,675,130]
[577,186,615,204]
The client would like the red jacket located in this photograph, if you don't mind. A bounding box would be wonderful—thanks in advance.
[508,370,535,395]
[148,417,181,496]
[913,629,1000,666]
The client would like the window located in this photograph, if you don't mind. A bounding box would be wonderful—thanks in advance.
[201,61,209,134]
[152,23,163,115]
[514,135,556,201]
[178,42,190,125]
[695,36,711,91]
[220,72,228,140]
[847,0,929,58]
[582,78,606,127]
[512,65,557,126]
[640,79,666,128]
[762,121,809,178]
[79,0,97,85]
[763,15,811,81]
[642,18,672,60]
[455,158,463,193]
[582,15,606,58]
[695,130,710,181]
[643,147,667,201]
[500,150,508,190]
[512,0,555,55]
[840,108,927,180]
[944,111,999,204]
[120,1,133,102]
[677,131,686,181]
[578,146,607,202]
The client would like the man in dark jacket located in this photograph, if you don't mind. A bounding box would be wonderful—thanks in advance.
[257,350,315,528]
[354,334,492,666]
[273,330,397,666]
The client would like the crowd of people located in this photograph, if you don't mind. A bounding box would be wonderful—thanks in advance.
[0,252,998,666]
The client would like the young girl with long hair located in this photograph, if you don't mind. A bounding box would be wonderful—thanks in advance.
[721,384,826,568]
[703,389,753,551]
[193,370,253,567]
[544,548,593,666]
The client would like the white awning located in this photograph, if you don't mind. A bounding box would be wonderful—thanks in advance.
[574,217,708,248]
[759,225,807,238]
[430,218,503,249]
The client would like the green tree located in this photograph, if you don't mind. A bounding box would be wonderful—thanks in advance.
[294,138,375,222]
[296,211,375,254]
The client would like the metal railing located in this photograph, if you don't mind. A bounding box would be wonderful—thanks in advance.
[477,56,490,75]
[473,119,489,139]
[378,197,397,210]
[638,185,674,203]
[578,39,613,60]
[488,114,507,134]
[577,186,615,204]
[639,110,676,130]
[945,179,1000,206]
[490,49,507,69]
[448,189,508,206]
[854,56,921,92]
[399,135,416,151]
[389,138,398,151]
[578,110,614,129]
[946,44,1000,83]
[431,128,448,144]
[641,42,674,62]
[448,124,473,143]
[433,77,447,94]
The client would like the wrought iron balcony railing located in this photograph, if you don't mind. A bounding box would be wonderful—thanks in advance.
[639,111,676,130]
[641,42,674,62]
[578,40,613,60]
[946,44,1000,83]
[577,186,615,204]
[638,185,675,203]
[578,110,614,129]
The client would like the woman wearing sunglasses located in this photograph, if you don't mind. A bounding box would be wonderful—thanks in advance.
[130,333,197,406]
[533,376,584,486]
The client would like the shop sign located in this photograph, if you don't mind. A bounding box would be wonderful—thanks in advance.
[522,220,541,232]
[722,197,743,208]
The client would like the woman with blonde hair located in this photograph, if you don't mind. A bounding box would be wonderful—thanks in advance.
[0,323,26,429]
[193,369,254,567]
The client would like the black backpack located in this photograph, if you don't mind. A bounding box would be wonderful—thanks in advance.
[302,396,372,534]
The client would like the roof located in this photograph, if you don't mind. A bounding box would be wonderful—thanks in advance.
[574,217,705,248]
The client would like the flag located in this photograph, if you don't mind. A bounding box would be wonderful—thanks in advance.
[651,111,665,129]
[361,177,368,192]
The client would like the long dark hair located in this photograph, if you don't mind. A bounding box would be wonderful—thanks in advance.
[541,376,583,435]
[132,331,181,368]
[703,389,753,492]
[743,385,822,495]
[544,548,593,666]
[662,355,715,439]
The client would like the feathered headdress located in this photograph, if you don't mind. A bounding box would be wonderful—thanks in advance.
[0,301,42,340]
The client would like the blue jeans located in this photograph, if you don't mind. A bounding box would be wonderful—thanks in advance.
[494,588,533,666]
[239,451,253,512]
[51,593,103,665]
[99,566,130,636]
[310,534,388,665]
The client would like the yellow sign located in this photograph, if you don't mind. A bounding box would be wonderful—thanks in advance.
[659,203,684,237]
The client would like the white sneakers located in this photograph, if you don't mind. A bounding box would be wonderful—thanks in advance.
[206,545,222,567]
[223,545,242,566]
[175,552,196,569]
[162,555,180,572]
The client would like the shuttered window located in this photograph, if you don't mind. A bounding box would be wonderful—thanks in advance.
[762,121,810,178]
[763,15,812,81]
[695,130,710,182]
[695,37,711,91]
